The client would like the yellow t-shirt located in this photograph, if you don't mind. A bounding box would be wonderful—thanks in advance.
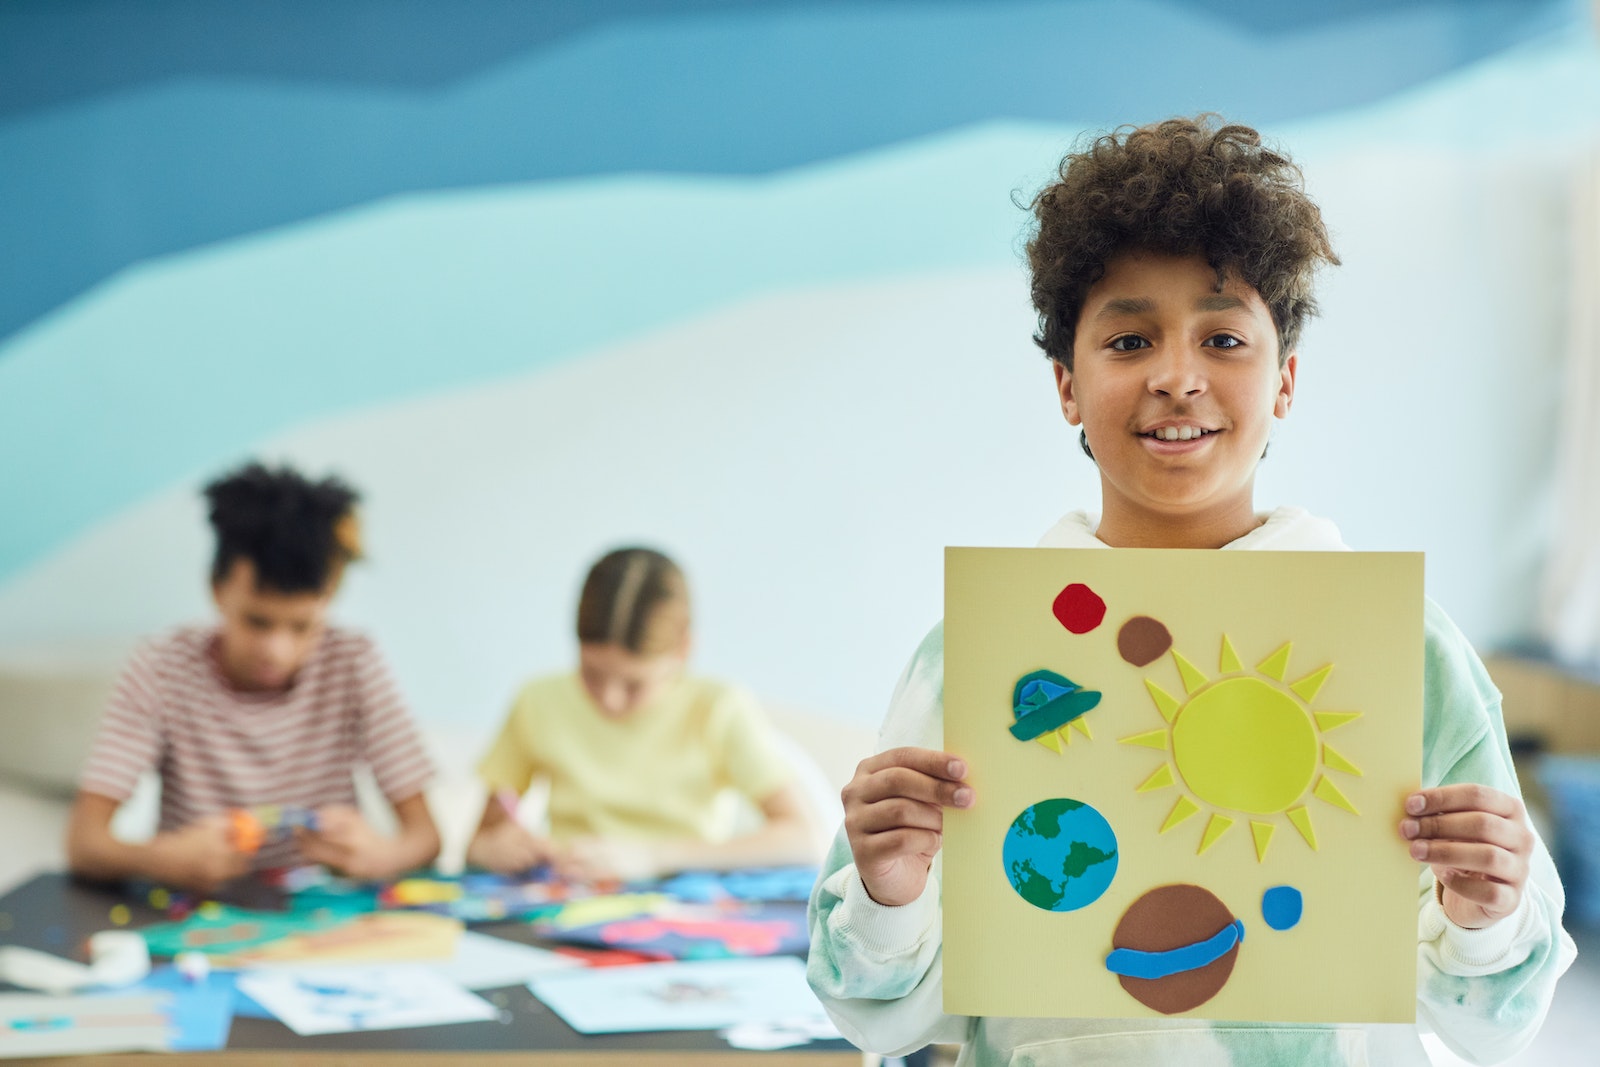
[477,672,793,841]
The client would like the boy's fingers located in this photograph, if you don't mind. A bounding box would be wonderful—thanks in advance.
[856,748,967,783]
[847,766,973,809]
[1405,785,1524,821]
[858,828,941,863]
[1402,811,1532,851]
[1411,839,1525,881]
[1437,868,1519,910]
[847,797,944,836]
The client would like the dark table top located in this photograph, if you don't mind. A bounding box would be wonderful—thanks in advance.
[0,872,859,1063]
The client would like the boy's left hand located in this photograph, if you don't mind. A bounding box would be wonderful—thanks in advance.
[295,805,397,881]
[1400,784,1534,930]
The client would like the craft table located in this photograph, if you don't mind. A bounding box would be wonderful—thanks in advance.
[0,873,862,1065]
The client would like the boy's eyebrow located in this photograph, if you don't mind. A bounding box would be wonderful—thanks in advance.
[1095,297,1156,318]
[1196,294,1246,312]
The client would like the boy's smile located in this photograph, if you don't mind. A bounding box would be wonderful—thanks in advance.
[1055,251,1296,549]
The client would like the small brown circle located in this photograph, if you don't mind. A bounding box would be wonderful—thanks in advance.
[1110,884,1239,1014]
[1117,616,1172,667]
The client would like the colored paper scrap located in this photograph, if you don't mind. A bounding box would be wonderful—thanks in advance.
[222,912,462,966]
[652,866,818,904]
[0,993,171,1058]
[235,965,496,1036]
[534,899,808,959]
[527,956,825,1034]
[139,904,349,960]
[125,967,235,1051]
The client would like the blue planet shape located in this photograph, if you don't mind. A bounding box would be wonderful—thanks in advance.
[1010,669,1102,741]
[1002,797,1118,912]
[1262,885,1303,931]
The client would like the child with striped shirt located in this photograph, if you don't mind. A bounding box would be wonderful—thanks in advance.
[66,462,440,892]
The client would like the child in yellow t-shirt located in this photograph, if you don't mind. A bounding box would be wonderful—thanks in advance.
[467,547,815,880]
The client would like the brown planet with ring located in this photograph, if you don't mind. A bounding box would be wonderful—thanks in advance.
[1106,883,1242,1014]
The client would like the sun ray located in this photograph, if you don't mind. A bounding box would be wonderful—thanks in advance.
[1291,664,1333,703]
[1145,678,1181,723]
[1120,729,1170,750]
[1198,813,1234,854]
[1070,716,1093,738]
[1256,642,1293,681]
[1035,731,1063,753]
[1315,711,1362,732]
[1322,742,1362,776]
[1161,795,1201,832]
[1313,775,1359,815]
[1172,650,1209,695]
[1137,764,1176,793]
[1287,805,1318,849]
[1251,820,1275,862]
[1219,634,1243,674]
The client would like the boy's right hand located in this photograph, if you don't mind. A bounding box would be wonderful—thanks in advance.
[842,747,973,907]
[467,818,559,875]
[150,815,251,892]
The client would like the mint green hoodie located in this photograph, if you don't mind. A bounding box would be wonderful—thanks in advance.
[807,508,1576,1066]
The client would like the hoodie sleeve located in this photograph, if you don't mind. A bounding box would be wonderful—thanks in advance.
[806,622,974,1056]
[1414,600,1577,1065]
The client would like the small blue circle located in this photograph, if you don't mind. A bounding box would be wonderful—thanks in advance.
[1001,798,1118,912]
[1262,885,1303,930]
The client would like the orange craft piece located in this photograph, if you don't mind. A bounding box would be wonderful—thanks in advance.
[230,809,265,855]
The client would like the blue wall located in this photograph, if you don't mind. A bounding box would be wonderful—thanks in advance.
[1,0,1594,727]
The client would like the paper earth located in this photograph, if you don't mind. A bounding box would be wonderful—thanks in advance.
[1001,798,1118,912]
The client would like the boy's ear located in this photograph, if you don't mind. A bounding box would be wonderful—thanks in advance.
[1052,361,1082,426]
[1275,352,1298,418]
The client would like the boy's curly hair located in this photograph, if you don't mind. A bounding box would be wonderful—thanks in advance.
[1027,115,1339,369]
[204,462,362,593]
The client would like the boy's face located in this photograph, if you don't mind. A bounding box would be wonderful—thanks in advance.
[578,641,687,720]
[1055,251,1296,546]
[211,559,332,691]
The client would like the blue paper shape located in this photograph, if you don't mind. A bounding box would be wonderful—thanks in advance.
[1104,919,1245,981]
[1262,886,1303,931]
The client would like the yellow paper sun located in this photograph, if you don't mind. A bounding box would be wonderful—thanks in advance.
[1119,636,1363,862]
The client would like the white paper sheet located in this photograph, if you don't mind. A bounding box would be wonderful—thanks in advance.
[427,930,580,990]
[235,964,496,1036]
[528,957,828,1034]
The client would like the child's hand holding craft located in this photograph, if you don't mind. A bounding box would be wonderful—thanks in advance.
[1400,783,1534,929]
[466,818,562,875]
[151,814,252,892]
[842,747,974,907]
[294,805,399,881]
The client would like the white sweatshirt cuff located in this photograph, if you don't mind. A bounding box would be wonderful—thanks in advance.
[830,867,941,960]
[1418,875,1539,976]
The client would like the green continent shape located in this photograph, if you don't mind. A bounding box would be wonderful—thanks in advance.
[1060,840,1115,882]
[1026,797,1084,840]
[1008,857,1064,910]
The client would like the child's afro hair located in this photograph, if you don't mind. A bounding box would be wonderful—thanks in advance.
[204,462,361,594]
[1027,115,1339,369]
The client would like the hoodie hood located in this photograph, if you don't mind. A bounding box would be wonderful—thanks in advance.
[1036,505,1350,552]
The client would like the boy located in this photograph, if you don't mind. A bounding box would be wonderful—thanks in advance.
[807,117,1575,1065]
[66,462,440,893]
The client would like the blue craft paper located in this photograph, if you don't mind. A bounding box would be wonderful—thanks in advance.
[1104,919,1245,981]
[125,966,237,1050]
[1261,886,1303,931]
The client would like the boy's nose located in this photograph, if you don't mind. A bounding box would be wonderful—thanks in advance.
[1148,347,1206,398]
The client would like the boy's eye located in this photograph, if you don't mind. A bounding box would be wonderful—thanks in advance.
[1109,335,1149,352]
[1203,333,1243,349]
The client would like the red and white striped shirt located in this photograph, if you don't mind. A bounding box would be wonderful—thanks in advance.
[79,625,434,870]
